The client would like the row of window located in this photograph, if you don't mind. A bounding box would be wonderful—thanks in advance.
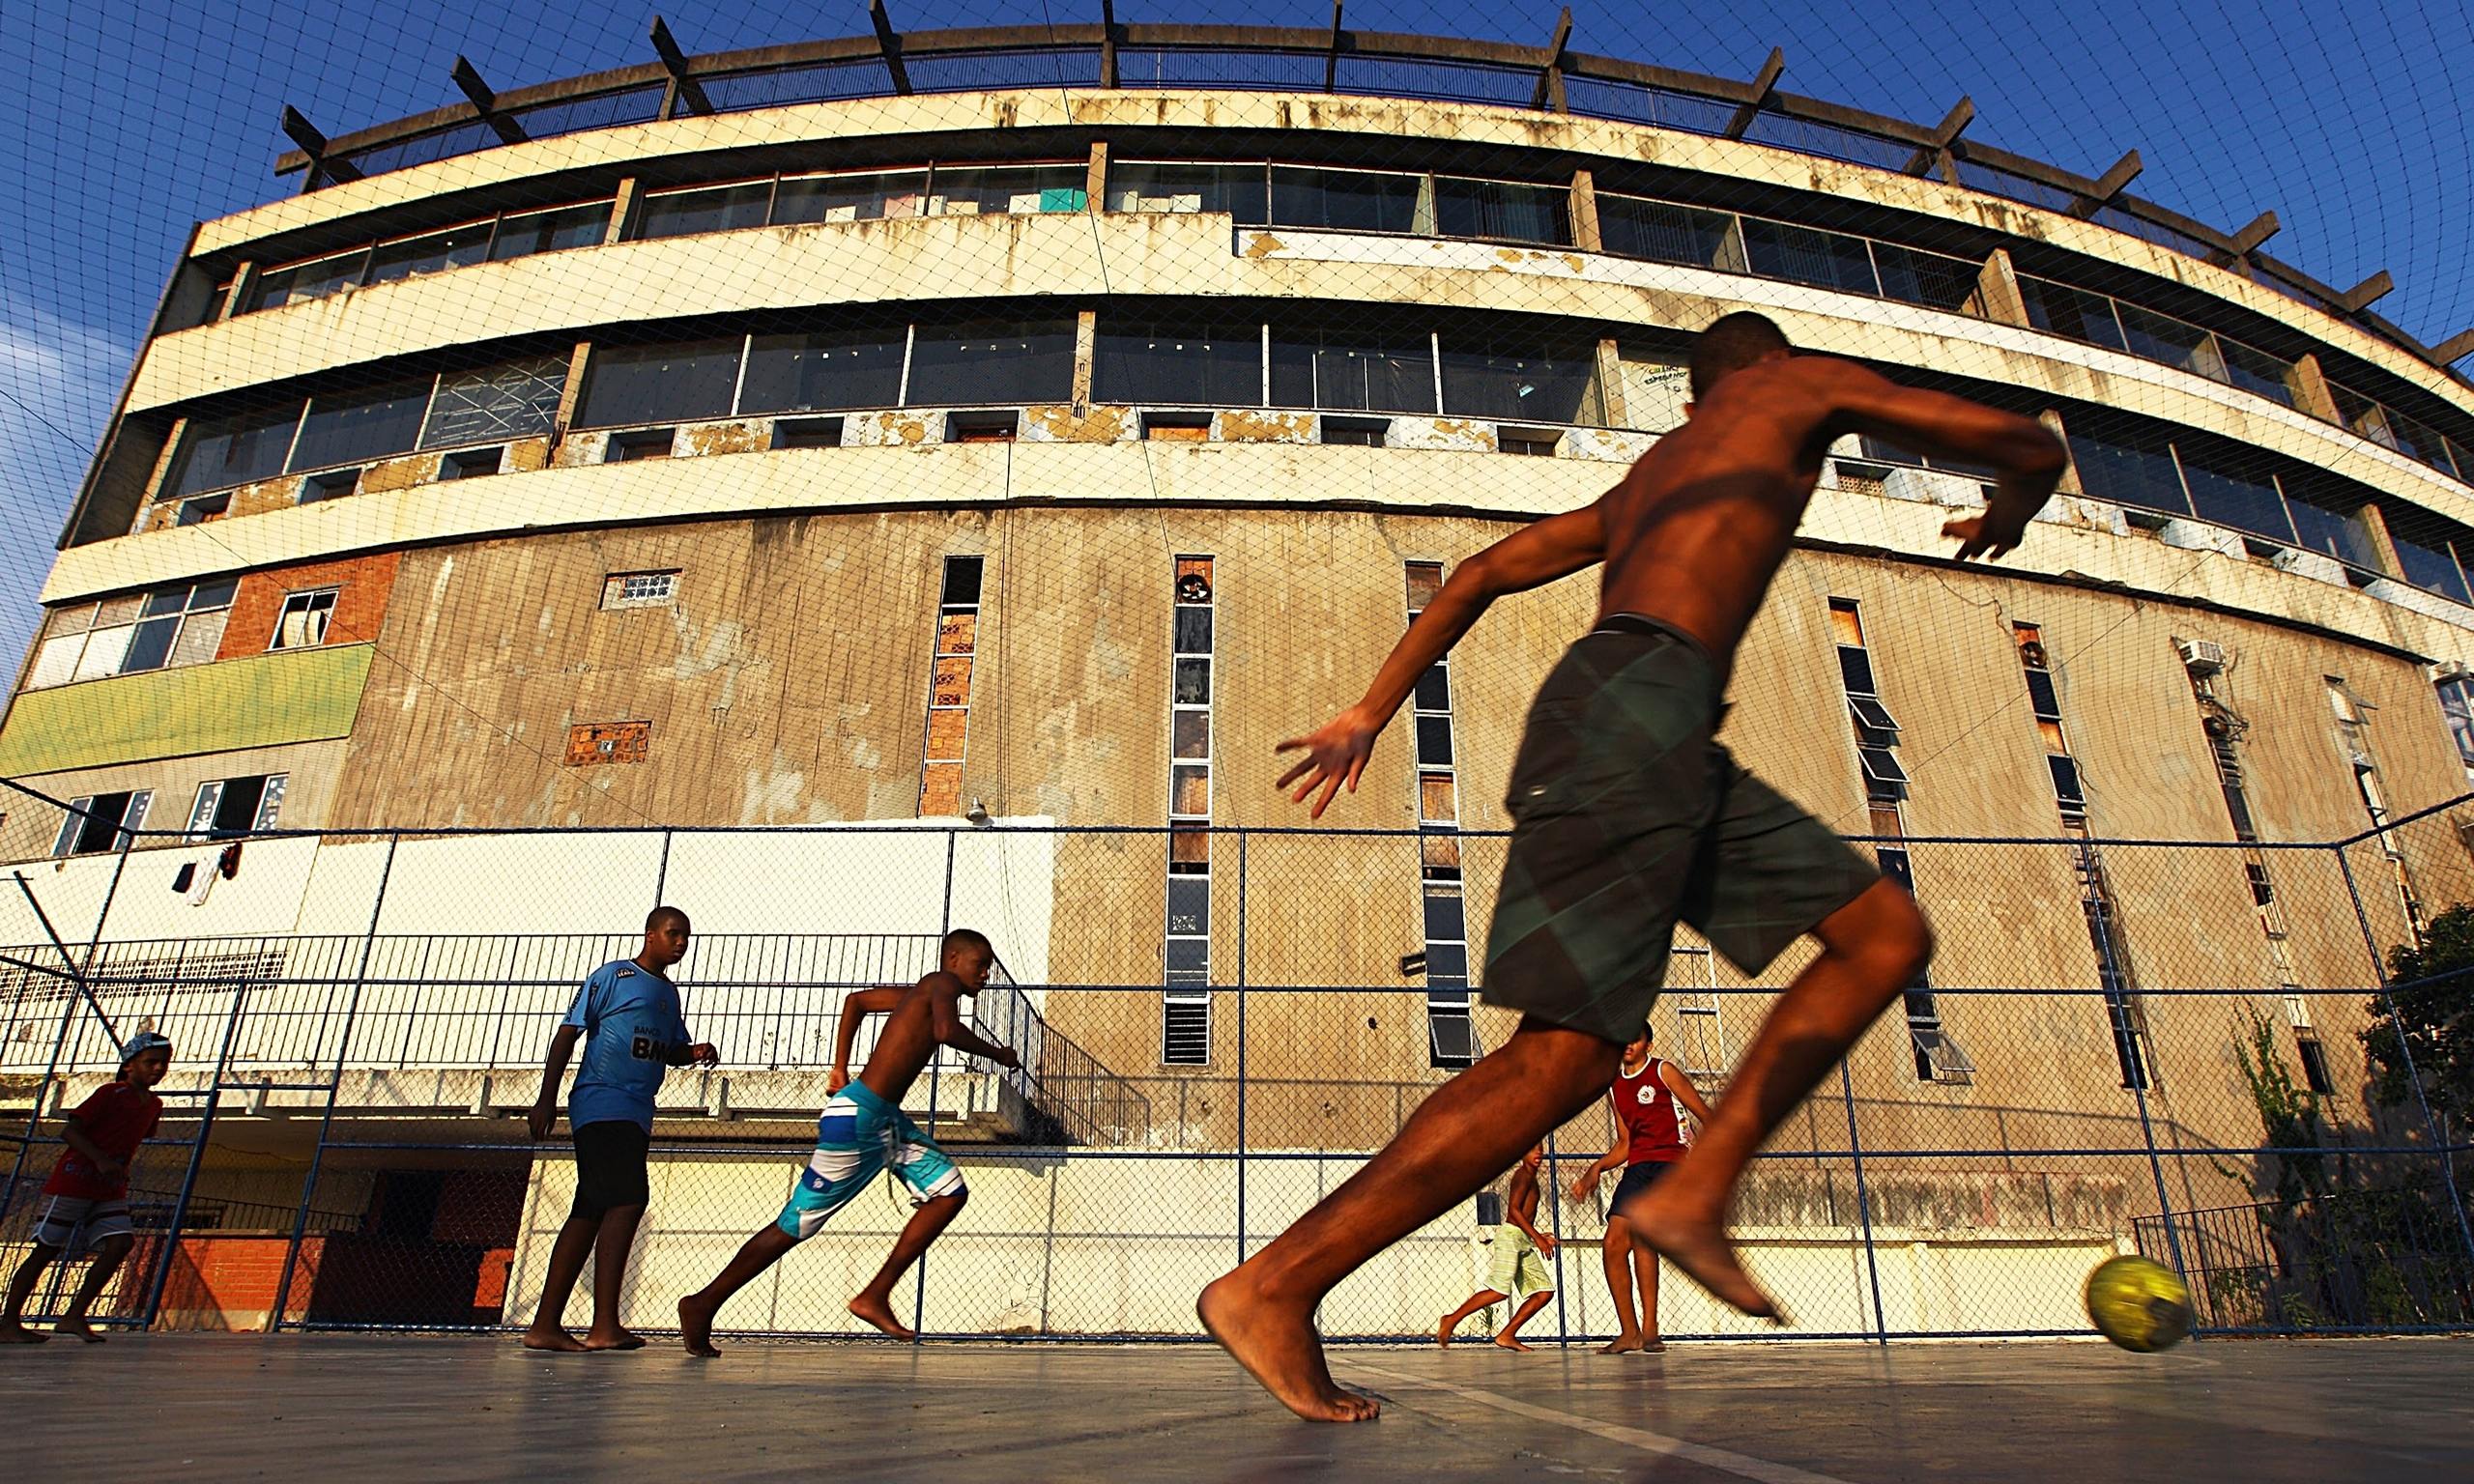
[162,289,2474,599]
[1162,557,1217,1067]
[50,774,287,858]
[2020,275,2474,490]
[168,355,567,501]
[28,582,338,691]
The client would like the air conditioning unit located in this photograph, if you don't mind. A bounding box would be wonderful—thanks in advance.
[2177,639,2227,674]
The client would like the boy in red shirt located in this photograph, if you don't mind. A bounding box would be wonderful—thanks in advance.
[2,1031,171,1343]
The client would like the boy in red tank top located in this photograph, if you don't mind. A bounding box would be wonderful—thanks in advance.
[3,1032,171,1344]
[1569,1027,1714,1353]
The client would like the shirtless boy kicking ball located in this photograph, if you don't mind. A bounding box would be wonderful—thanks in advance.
[1202,312,2067,1420]
[677,928,1020,1355]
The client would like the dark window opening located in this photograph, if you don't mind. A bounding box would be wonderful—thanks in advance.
[440,446,503,479]
[1321,415,1390,447]
[2296,1036,2333,1096]
[1428,1007,1478,1069]
[948,411,1020,443]
[606,429,676,462]
[300,468,360,502]
[772,417,844,449]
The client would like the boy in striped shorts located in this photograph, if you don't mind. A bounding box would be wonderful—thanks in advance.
[4,1032,172,1344]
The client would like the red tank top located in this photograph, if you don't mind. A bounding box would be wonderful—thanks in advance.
[1612,1056,1684,1164]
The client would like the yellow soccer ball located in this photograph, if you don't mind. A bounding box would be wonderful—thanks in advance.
[2085,1255,2193,1353]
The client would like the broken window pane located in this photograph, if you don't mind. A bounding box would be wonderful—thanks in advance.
[421,355,568,448]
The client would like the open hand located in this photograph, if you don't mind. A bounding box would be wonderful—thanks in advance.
[688,1042,720,1069]
[527,1099,557,1141]
[1568,1172,1601,1205]
[1537,1233,1559,1259]
[1275,707,1381,819]
[1942,513,2026,562]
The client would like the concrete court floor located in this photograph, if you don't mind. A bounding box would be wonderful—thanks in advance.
[6,1333,2469,1483]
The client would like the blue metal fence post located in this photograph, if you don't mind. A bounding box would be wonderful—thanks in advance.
[270,832,398,1330]
[2336,842,2474,1270]
[1236,828,1248,1267]
[1837,1061,1888,1345]
[914,828,958,1342]
[3,828,134,1220]
[141,978,250,1327]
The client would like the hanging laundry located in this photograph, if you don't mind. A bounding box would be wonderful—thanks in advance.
[187,858,217,907]
[171,863,195,894]
[217,842,243,879]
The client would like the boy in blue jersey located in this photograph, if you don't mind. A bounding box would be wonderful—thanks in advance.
[676,928,1018,1356]
[523,904,716,1352]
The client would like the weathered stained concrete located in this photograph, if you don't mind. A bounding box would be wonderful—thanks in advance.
[8,1333,2468,1482]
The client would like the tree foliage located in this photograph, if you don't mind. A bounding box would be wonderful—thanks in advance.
[2369,903,2474,1140]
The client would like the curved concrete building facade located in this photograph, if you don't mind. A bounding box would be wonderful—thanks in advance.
[6,27,2472,1337]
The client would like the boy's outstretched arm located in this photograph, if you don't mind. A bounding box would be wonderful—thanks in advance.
[827,986,902,1093]
[930,980,1021,1070]
[1820,360,2067,560]
[1277,500,1607,817]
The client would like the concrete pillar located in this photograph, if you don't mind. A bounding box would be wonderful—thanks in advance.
[2037,409,2084,498]
[1969,248,2029,328]
[2352,501,2406,578]
[604,180,641,245]
[1569,167,1600,253]
[1085,142,1109,212]
[1594,336,1626,429]
[219,263,256,324]
[551,341,592,452]
[1071,309,1099,411]
[2287,353,2342,424]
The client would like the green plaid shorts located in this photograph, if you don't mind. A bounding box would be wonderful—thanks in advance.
[1482,616,1880,1044]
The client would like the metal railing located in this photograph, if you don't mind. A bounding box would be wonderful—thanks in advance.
[264,21,2461,375]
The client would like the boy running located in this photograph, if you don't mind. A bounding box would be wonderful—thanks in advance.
[1206,312,2066,1419]
[3,1031,172,1343]
[1436,1144,1558,1352]
[676,928,1020,1356]
[1568,1027,1714,1354]
[524,905,716,1353]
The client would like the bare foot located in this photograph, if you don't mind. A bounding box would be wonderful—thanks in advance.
[522,1326,589,1353]
[847,1291,916,1341]
[1640,1337,1666,1354]
[1197,1272,1379,1424]
[1620,1195,1781,1322]
[2,1321,50,1344]
[1436,1314,1456,1349]
[678,1297,720,1358]
[55,1319,105,1345]
[1598,1334,1644,1355]
[582,1327,647,1352]
[1491,1333,1534,1353]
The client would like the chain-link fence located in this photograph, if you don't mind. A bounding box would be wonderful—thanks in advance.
[3,800,2470,1345]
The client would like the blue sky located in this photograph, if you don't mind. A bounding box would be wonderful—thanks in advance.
[1,0,2467,671]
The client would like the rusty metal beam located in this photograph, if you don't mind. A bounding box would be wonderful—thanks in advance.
[1324,1,1345,94]
[870,0,913,96]
[2066,150,2143,219]
[1901,96,1972,176]
[2207,210,2279,268]
[1529,7,1572,113]
[650,16,713,116]
[2340,271,2396,314]
[452,56,528,146]
[1723,49,1784,139]
[279,106,360,188]
[2433,328,2474,365]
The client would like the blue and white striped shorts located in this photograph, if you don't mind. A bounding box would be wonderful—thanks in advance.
[775,1082,964,1241]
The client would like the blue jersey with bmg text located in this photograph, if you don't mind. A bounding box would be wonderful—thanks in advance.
[562,959,690,1131]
